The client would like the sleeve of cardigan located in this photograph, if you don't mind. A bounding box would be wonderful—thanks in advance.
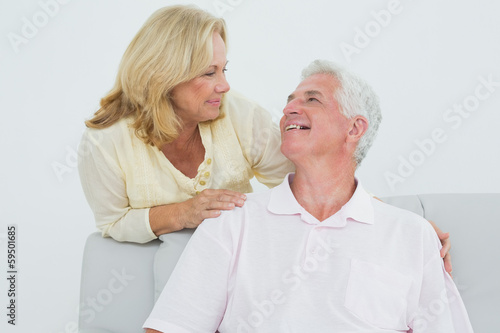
[225,91,295,188]
[78,127,157,243]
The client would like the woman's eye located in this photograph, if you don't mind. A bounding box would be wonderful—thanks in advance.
[204,68,227,77]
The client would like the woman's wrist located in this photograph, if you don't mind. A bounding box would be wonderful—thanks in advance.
[149,203,185,236]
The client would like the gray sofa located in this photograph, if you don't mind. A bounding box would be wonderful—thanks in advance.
[78,193,500,332]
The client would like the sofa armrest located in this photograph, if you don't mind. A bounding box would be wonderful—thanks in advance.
[78,232,160,333]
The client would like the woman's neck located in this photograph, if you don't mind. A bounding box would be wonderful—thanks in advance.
[160,124,205,178]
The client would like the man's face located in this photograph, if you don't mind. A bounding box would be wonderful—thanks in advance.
[280,73,352,163]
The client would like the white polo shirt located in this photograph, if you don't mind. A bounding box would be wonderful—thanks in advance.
[144,174,473,332]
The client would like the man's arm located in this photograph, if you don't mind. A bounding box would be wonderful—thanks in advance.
[143,220,233,332]
[409,224,473,332]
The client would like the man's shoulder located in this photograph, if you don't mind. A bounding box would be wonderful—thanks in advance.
[372,198,430,229]
[201,189,272,229]
[368,199,440,252]
[220,189,273,223]
[245,189,274,208]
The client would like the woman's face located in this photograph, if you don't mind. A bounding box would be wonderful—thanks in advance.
[170,32,230,127]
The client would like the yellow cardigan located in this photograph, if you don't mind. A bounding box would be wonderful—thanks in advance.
[78,91,294,243]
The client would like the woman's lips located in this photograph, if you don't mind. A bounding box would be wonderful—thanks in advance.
[206,99,221,107]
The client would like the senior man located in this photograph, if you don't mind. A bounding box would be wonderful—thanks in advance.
[144,60,473,332]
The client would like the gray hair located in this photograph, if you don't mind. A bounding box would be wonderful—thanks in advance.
[301,59,382,167]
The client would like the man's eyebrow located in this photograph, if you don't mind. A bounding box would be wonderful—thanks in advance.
[305,90,323,98]
[287,90,323,103]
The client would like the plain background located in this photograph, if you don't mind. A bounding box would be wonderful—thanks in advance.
[1,0,499,331]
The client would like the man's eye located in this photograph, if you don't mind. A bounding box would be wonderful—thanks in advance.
[308,97,319,102]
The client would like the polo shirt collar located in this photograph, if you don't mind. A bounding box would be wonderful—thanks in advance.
[268,173,374,227]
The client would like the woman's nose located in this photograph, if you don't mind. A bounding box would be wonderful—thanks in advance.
[215,74,230,93]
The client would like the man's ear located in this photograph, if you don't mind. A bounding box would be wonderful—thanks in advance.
[347,116,368,142]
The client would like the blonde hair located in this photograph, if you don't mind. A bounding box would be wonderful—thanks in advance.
[85,5,227,147]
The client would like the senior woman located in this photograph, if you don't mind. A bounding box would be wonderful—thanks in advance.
[78,5,296,296]
[79,5,293,243]
[78,4,452,292]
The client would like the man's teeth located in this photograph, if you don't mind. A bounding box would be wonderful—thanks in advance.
[286,124,308,131]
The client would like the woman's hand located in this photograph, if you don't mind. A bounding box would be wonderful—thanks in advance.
[428,219,452,274]
[179,189,247,229]
[149,189,246,236]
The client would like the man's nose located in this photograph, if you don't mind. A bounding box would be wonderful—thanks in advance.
[283,99,302,116]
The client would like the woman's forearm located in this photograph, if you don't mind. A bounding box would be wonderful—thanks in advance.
[149,202,187,236]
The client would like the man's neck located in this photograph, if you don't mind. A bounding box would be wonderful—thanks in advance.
[290,159,357,222]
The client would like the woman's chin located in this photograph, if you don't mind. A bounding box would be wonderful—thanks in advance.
[201,110,221,123]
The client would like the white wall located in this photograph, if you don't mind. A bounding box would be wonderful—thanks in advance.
[0,0,498,331]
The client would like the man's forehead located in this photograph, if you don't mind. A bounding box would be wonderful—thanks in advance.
[288,74,338,101]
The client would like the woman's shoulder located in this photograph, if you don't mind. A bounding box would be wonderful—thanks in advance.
[85,116,132,136]
[82,117,137,153]
[223,90,256,105]
[222,91,273,125]
[223,91,265,114]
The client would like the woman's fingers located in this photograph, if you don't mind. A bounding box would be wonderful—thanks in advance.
[427,219,453,275]
[438,232,452,274]
[183,189,247,228]
[209,189,246,203]
[444,252,453,276]
[202,189,246,208]
[439,232,451,258]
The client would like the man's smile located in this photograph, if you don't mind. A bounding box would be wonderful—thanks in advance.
[284,124,310,131]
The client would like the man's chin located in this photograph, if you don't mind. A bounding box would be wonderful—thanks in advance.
[280,143,302,161]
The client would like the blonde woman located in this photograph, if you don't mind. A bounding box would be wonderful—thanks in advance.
[78,5,451,295]
[78,5,298,298]
[79,5,293,244]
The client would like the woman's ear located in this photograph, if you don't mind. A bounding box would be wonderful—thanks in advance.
[347,116,368,142]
